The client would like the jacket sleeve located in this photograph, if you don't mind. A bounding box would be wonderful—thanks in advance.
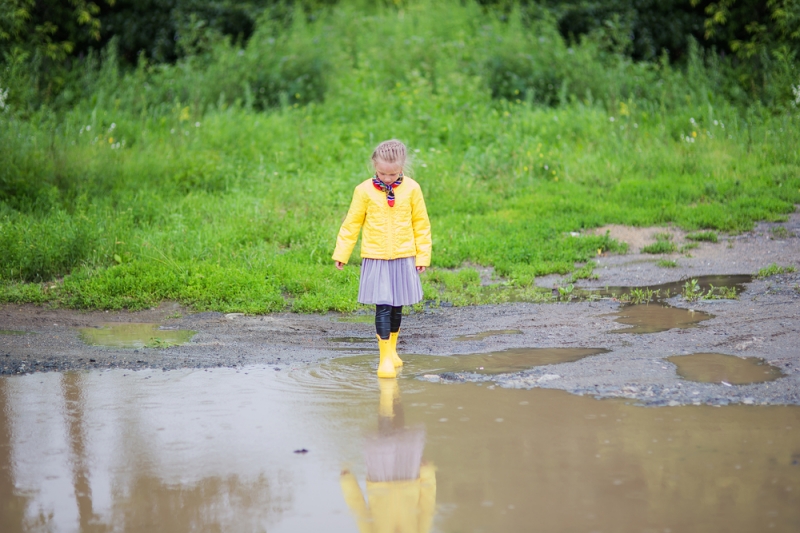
[417,463,437,533]
[332,187,367,264]
[410,186,432,267]
[339,472,372,533]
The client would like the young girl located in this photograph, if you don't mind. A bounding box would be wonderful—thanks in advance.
[333,139,432,378]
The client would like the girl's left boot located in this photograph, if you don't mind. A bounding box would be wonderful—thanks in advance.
[376,335,397,379]
[389,330,403,367]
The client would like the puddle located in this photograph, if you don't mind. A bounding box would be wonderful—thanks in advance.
[2,362,798,533]
[592,274,753,301]
[0,330,33,336]
[78,322,196,348]
[593,275,752,334]
[610,304,713,334]
[454,329,523,341]
[667,353,785,384]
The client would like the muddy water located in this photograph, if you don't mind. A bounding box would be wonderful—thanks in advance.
[454,329,523,341]
[668,353,785,384]
[78,323,195,348]
[1,358,798,533]
[596,274,752,334]
[611,304,713,334]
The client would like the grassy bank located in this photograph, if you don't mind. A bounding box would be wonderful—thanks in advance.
[1,1,799,313]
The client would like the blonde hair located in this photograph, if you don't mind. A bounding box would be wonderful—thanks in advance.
[371,139,408,172]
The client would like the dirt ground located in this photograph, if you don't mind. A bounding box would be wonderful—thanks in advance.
[2,211,799,406]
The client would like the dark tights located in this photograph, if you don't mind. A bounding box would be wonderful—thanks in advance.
[375,305,402,339]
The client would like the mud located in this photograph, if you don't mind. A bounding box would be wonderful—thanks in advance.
[1,213,799,406]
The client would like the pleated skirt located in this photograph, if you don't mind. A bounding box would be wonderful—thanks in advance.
[357,257,423,306]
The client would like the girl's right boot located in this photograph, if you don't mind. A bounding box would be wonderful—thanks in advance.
[376,335,397,378]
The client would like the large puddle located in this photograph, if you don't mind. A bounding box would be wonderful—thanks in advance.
[78,323,196,349]
[668,353,785,384]
[1,357,798,533]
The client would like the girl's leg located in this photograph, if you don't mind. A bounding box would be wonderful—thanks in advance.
[375,305,395,378]
[389,306,403,367]
[390,306,403,333]
[375,305,392,340]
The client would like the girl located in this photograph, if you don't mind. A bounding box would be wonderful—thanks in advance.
[333,139,432,378]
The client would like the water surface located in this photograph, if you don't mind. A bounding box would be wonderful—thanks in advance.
[78,323,196,349]
[1,354,798,533]
[667,353,785,384]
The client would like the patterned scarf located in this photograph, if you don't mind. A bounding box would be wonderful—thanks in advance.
[372,173,404,207]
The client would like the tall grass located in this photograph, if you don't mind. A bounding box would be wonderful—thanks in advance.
[1,0,798,312]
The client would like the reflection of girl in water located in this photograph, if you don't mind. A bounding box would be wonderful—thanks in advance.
[340,379,437,533]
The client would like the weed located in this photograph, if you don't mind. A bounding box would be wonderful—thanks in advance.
[770,227,791,239]
[642,241,678,254]
[679,243,699,253]
[146,337,177,348]
[682,279,703,301]
[703,285,738,299]
[756,264,797,278]
[557,284,575,301]
[622,287,659,304]
[686,231,718,242]
[652,232,674,241]
[657,259,678,268]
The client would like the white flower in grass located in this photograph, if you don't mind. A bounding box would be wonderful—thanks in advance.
[0,87,8,110]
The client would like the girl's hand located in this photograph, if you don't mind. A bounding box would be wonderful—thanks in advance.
[335,261,344,270]
[416,266,426,273]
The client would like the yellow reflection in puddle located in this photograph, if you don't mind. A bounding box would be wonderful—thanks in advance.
[78,322,195,348]
[667,353,785,384]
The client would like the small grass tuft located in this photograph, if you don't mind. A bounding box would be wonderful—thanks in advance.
[642,241,678,254]
[756,263,797,278]
[770,227,791,239]
[657,259,678,268]
[686,231,718,242]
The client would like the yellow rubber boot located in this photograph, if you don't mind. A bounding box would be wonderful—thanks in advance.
[389,330,403,367]
[378,378,399,418]
[376,335,397,379]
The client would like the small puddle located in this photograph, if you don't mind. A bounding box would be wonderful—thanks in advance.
[454,329,522,341]
[2,363,798,533]
[667,353,785,384]
[0,330,33,336]
[78,322,196,348]
[611,304,712,334]
[594,275,751,334]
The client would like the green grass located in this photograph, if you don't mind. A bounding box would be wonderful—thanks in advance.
[756,264,798,279]
[686,231,718,242]
[657,259,678,268]
[1,1,799,313]
[642,241,679,254]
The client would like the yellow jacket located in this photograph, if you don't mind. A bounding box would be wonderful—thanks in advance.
[332,177,432,267]
[339,465,437,533]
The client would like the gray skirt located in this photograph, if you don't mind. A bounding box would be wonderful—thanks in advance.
[358,257,423,306]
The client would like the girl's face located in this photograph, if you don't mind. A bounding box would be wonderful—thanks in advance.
[374,159,403,186]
